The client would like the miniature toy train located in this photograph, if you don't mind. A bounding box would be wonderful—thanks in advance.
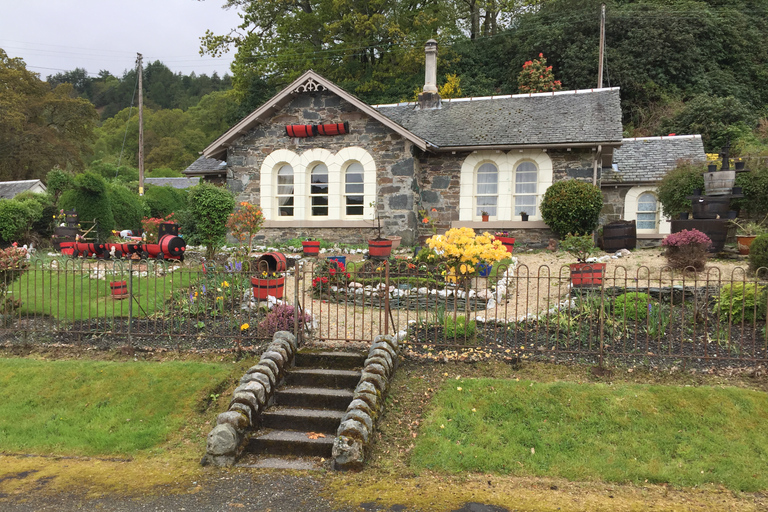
[68,223,186,261]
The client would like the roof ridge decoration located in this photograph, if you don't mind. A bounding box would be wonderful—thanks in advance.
[294,77,326,93]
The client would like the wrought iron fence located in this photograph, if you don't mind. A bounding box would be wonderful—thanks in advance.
[2,255,768,370]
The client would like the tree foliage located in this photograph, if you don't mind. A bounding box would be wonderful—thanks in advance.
[517,53,562,93]
[0,50,98,181]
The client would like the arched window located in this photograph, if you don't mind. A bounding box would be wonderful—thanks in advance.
[310,163,328,216]
[344,162,364,216]
[276,164,294,216]
[514,161,538,217]
[637,192,657,230]
[476,162,498,218]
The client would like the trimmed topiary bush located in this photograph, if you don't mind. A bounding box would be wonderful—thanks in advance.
[540,180,603,236]
[144,185,188,218]
[662,229,711,270]
[613,292,653,322]
[58,171,115,242]
[188,183,235,259]
[748,234,768,273]
[656,161,706,218]
[108,182,147,231]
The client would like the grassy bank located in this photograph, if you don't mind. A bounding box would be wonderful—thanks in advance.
[411,378,768,492]
[0,357,233,456]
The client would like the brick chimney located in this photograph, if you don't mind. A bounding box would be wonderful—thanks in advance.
[418,39,440,110]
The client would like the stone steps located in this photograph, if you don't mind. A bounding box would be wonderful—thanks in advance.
[245,349,366,462]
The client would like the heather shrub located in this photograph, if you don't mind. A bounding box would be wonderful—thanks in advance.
[661,229,711,270]
[749,234,768,273]
[716,283,767,324]
[613,292,653,322]
[258,304,311,337]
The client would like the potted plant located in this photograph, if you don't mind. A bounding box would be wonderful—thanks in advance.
[493,231,515,254]
[481,210,490,222]
[368,201,392,259]
[731,217,768,255]
[251,270,285,299]
[302,237,320,256]
[520,211,529,222]
[560,233,605,288]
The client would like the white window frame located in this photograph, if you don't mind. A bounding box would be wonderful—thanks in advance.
[475,162,499,219]
[624,186,670,234]
[459,149,553,222]
[308,162,330,217]
[513,160,539,217]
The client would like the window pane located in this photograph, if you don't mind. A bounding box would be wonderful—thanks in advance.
[276,164,294,217]
[638,192,657,212]
[477,183,498,194]
[476,162,498,218]
[515,162,538,216]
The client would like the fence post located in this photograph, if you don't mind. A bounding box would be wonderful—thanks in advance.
[128,258,133,346]
[384,260,390,334]
[294,262,300,344]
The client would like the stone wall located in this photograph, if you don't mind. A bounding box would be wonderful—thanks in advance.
[226,91,418,244]
[600,185,630,225]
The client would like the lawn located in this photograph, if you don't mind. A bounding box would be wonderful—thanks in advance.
[412,378,768,491]
[0,357,233,456]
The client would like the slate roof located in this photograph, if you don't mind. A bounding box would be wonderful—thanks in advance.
[0,180,46,200]
[375,89,623,148]
[603,135,706,184]
[182,156,227,176]
[145,177,200,189]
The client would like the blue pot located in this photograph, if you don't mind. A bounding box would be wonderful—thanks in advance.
[328,256,346,266]
[477,262,492,277]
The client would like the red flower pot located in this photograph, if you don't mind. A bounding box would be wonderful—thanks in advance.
[251,276,285,300]
[368,239,393,259]
[495,236,515,254]
[302,240,320,256]
[569,263,606,288]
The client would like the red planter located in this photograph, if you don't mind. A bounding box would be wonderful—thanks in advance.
[110,281,129,299]
[257,252,288,272]
[316,121,349,136]
[302,240,320,256]
[569,263,606,288]
[251,276,285,300]
[368,239,393,259]
[495,236,515,254]
[285,124,317,137]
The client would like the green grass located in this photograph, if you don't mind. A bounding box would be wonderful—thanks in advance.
[0,358,231,456]
[9,263,198,321]
[412,379,768,491]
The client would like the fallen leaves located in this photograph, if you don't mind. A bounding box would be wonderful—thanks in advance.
[306,432,326,440]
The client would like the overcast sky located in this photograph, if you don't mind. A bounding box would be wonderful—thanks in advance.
[0,0,241,79]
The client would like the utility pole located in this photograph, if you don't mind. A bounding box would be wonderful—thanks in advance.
[598,4,605,88]
[137,52,144,196]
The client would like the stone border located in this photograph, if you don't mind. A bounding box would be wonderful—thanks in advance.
[201,330,297,466]
[332,333,399,470]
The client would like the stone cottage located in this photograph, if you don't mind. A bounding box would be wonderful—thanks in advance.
[200,41,624,246]
[601,134,706,245]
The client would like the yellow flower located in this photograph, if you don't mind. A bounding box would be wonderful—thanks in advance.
[216,296,223,301]
[222,281,230,287]
[240,323,249,331]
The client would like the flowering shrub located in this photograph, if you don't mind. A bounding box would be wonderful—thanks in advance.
[662,229,711,270]
[426,227,509,276]
[258,304,311,337]
[226,202,265,253]
[141,213,175,243]
[418,208,439,235]
[517,53,562,93]
[311,259,351,296]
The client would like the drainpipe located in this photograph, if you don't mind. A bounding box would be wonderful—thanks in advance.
[593,145,602,186]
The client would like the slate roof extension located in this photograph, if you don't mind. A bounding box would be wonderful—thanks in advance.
[375,88,624,148]
[145,177,200,189]
[182,156,228,177]
[603,135,706,184]
[0,180,46,200]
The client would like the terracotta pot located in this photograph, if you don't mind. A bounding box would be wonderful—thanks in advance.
[251,276,285,299]
[482,215,489,222]
[386,236,402,250]
[570,263,606,288]
[737,235,757,255]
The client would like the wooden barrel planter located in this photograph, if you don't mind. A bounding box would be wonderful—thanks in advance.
[110,281,129,299]
[302,240,320,256]
[368,239,393,259]
[316,121,349,136]
[251,276,285,300]
[257,252,288,273]
[570,263,606,288]
[703,170,736,196]
[691,197,730,220]
[285,124,317,137]
[495,236,515,254]
[602,220,636,252]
